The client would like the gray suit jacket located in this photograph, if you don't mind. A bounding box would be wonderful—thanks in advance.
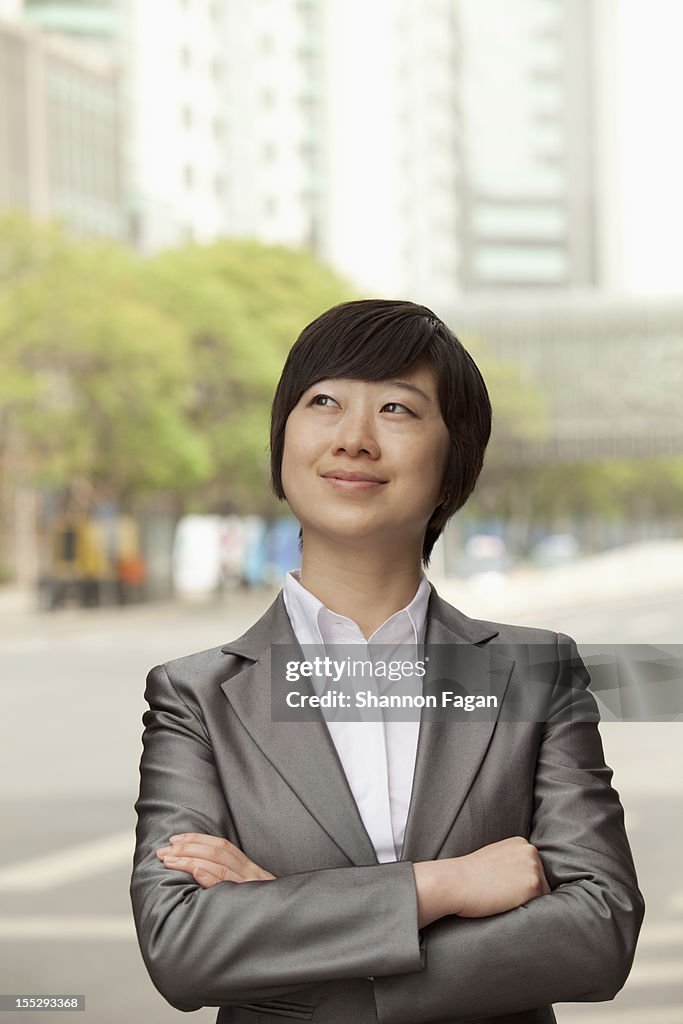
[130,583,644,1024]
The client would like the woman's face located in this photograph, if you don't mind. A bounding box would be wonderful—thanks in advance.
[281,359,451,552]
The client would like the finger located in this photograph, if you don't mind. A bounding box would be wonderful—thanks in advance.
[158,840,246,873]
[161,853,274,884]
[161,854,240,883]
[157,837,275,881]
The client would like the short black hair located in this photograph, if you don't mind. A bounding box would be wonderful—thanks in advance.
[269,298,492,567]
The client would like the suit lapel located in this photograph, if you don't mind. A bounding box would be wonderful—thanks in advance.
[398,591,514,862]
[219,583,514,867]
[220,593,380,866]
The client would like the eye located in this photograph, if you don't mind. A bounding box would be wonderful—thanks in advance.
[309,394,338,407]
[308,395,413,414]
[382,402,413,415]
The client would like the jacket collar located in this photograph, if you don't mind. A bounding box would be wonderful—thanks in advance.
[220,581,500,660]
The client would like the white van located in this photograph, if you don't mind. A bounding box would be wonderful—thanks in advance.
[171,515,225,598]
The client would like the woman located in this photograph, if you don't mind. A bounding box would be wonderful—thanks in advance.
[130,299,643,1024]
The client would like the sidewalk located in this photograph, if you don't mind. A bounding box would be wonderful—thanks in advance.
[429,539,683,622]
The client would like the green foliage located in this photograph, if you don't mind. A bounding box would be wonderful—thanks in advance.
[471,456,683,523]
[0,212,211,499]
[0,212,355,510]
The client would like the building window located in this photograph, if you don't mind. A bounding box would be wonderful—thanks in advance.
[180,46,191,69]
[181,105,193,128]
[212,117,224,139]
[214,175,224,196]
[472,204,567,240]
[473,245,568,282]
[184,164,194,188]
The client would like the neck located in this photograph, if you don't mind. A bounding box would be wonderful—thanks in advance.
[298,536,425,640]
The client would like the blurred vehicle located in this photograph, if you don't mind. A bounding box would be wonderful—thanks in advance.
[530,533,580,569]
[220,515,247,590]
[172,514,294,596]
[265,516,301,584]
[38,513,146,609]
[241,515,269,587]
[172,514,225,598]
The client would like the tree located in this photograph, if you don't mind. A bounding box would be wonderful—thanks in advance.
[0,212,212,514]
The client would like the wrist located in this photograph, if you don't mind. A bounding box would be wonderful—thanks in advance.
[442,856,465,916]
[413,859,458,928]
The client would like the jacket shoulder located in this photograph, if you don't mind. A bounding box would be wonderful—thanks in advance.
[146,642,249,707]
[485,618,564,646]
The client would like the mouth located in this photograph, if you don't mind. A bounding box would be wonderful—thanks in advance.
[321,473,387,491]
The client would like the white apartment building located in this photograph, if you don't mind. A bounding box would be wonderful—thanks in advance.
[13,0,615,303]
[0,13,123,238]
[320,0,461,305]
[18,0,462,304]
[23,0,317,253]
[456,0,596,290]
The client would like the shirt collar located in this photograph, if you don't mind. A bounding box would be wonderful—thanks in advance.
[282,567,431,649]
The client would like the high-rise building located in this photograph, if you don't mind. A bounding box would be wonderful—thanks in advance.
[14,0,606,302]
[0,14,124,238]
[18,0,462,303]
[22,0,318,253]
[22,0,123,52]
[456,0,597,290]
[320,0,461,304]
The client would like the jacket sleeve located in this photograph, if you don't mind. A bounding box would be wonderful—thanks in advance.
[371,632,645,1024]
[129,663,425,1012]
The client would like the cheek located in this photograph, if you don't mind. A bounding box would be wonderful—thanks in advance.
[402,434,449,483]
[281,429,314,497]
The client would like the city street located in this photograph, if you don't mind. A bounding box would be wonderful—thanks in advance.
[0,563,681,1024]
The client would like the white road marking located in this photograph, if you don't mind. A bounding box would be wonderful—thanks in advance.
[557,1008,683,1024]
[625,959,683,987]
[0,833,133,891]
[0,916,135,939]
[637,920,683,945]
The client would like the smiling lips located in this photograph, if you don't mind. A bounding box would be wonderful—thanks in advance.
[321,470,387,491]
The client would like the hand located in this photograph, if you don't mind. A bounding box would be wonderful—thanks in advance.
[156,833,277,889]
[448,836,551,918]
[413,836,551,928]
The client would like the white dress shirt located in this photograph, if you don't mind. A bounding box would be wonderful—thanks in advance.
[282,568,431,864]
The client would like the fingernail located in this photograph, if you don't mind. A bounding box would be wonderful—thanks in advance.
[169,835,185,842]
[157,847,171,855]
[164,856,179,863]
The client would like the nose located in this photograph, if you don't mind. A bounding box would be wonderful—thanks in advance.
[331,407,380,459]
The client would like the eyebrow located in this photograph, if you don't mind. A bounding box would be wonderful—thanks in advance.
[384,380,434,404]
[309,378,434,404]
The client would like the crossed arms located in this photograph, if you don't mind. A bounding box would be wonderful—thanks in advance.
[129,635,644,1021]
